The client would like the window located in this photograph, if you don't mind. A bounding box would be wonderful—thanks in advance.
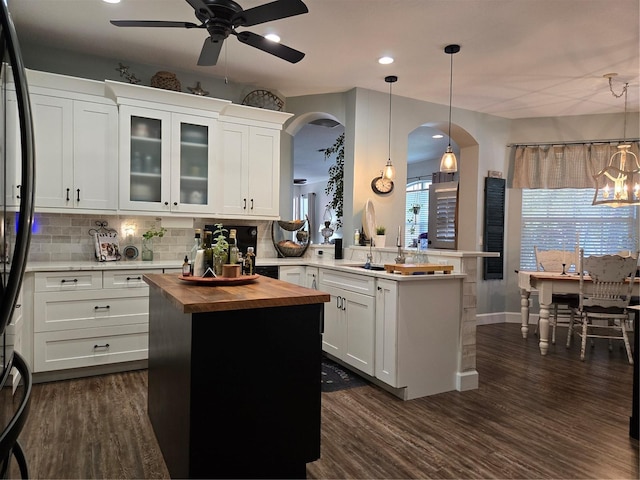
[405,180,431,248]
[520,188,638,270]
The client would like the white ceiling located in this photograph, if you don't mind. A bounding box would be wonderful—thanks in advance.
[8,0,639,119]
[8,0,639,184]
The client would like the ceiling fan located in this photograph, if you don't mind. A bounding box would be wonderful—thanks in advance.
[111,0,308,66]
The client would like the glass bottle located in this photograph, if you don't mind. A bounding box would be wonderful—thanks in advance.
[202,230,213,274]
[244,246,255,276]
[182,255,190,276]
[189,229,202,274]
[228,229,239,264]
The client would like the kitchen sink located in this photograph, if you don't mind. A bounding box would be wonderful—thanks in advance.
[344,264,386,271]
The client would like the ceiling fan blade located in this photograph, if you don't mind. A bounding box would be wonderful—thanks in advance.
[236,0,308,27]
[197,37,224,66]
[110,20,202,29]
[236,31,304,63]
[185,0,214,19]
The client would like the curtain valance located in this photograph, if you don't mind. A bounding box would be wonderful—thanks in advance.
[512,141,640,189]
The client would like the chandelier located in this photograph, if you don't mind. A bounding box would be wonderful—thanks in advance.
[592,74,640,207]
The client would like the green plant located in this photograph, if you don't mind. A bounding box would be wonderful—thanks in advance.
[321,132,344,229]
[142,226,167,240]
[211,223,229,259]
[376,226,386,235]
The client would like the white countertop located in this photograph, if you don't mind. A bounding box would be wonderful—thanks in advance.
[24,257,466,282]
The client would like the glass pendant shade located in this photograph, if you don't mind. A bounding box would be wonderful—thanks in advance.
[383,159,395,180]
[440,146,457,173]
[592,144,640,207]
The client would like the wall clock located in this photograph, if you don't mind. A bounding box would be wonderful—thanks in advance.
[371,175,394,194]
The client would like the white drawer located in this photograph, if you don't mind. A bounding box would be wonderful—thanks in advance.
[33,323,148,372]
[319,269,376,296]
[34,271,102,292]
[103,269,162,288]
[34,288,149,333]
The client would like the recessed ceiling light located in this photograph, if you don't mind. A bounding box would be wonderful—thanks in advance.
[103,0,121,3]
[432,134,444,139]
[378,56,394,65]
[265,33,281,43]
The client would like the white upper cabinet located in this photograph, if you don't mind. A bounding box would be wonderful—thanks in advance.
[15,70,118,212]
[217,104,292,219]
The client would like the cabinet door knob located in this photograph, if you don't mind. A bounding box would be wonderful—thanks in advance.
[377,286,382,291]
[173,201,178,206]
[164,201,169,206]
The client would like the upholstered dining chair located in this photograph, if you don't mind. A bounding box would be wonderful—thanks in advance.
[534,246,579,345]
[567,249,638,364]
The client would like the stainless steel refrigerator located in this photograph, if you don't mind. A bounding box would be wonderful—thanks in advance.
[0,1,35,477]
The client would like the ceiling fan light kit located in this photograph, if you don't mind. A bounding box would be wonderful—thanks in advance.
[440,43,460,173]
[111,0,308,67]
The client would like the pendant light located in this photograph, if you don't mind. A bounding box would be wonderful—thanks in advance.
[592,73,640,206]
[383,75,397,180]
[440,44,460,173]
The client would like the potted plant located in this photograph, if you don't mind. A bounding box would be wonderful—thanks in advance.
[210,223,229,275]
[321,132,344,230]
[141,226,167,261]
[375,226,387,248]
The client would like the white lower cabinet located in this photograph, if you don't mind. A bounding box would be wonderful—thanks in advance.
[318,269,375,376]
[278,265,305,286]
[305,267,319,289]
[375,278,399,387]
[31,269,163,373]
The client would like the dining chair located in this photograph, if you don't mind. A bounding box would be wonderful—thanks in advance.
[568,249,638,364]
[533,246,579,344]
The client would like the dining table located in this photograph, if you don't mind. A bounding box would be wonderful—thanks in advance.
[517,271,640,355]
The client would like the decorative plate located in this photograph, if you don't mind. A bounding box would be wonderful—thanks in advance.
[241,89,284,111]
[123,245,138,260]
[178,274,260,286]
[362,199,376,240]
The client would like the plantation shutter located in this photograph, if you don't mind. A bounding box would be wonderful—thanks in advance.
[428,181,458,250]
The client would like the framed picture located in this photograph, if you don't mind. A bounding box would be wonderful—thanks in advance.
[95,232,121,262]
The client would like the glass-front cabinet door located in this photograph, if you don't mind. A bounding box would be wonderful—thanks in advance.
[170,113,216,214]
[119,106,216,213]
[119,105,171,212]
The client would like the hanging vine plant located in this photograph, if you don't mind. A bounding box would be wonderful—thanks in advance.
[320,132,344,229]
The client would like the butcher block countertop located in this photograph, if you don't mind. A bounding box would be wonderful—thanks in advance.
[143,273,330,314]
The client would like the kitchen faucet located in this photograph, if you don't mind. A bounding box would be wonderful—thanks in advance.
[365,239,373,269]
[395,226,405,264]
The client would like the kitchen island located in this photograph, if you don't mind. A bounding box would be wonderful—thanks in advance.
[143,273,330,479]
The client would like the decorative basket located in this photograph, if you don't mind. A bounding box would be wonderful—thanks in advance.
[277,219,306,231]
[150,71,181,92]
[276,241,307,257]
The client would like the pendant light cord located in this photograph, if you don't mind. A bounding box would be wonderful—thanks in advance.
[388,80,392,160]
[447,52,453,146]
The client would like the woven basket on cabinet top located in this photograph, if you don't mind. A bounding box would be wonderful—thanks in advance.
[150,71,181,92]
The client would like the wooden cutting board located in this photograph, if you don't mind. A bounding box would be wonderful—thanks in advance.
[383,263,454,275]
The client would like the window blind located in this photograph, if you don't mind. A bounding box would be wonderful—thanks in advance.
[520,188,638,271]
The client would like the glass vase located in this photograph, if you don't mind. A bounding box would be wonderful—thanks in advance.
[142,238,153,261]
[214,255,224,276]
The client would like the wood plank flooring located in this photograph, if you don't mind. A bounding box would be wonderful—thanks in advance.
[3,323,638,479]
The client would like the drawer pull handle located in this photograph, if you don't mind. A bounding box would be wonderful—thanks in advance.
[66,188,70,202]
[76,188,80,202]
[126,276,142,281]
[60,278,78,284]
[94,305,110,310]
[16,185,20,199]
[93,343,110,350]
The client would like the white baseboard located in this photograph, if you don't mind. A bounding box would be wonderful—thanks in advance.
[476,312,538,325]
[456,370,479,391]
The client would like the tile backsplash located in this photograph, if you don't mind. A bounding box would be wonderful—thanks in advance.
[16,212,277,263]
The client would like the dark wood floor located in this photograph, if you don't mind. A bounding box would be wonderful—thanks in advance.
[3,323,638,479]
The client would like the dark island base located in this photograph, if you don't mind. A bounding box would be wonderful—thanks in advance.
[147,289,323,479]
